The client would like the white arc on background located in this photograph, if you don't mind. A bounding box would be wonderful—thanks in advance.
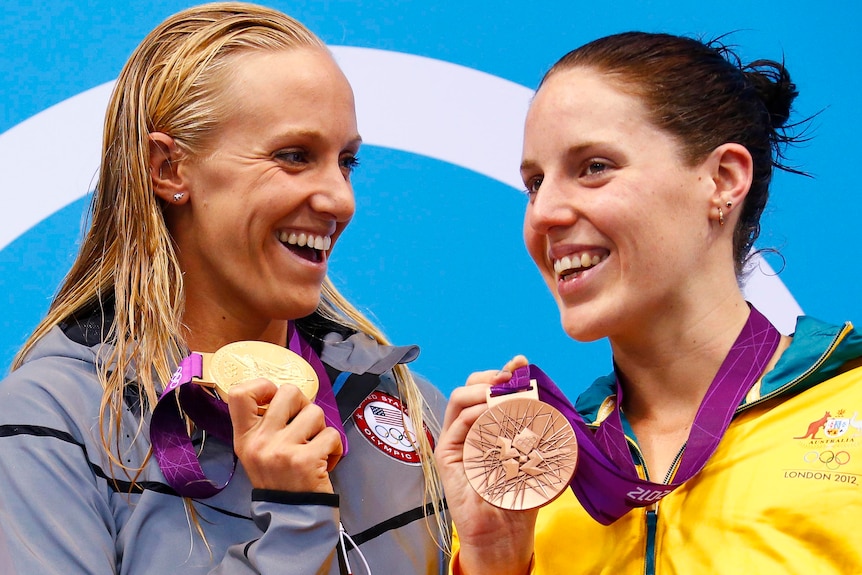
[0,46,802,332]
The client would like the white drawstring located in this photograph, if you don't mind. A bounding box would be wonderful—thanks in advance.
[339,522,372,575]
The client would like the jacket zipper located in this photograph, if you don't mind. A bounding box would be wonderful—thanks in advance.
[637,444,684,575]
[644,507,658,575]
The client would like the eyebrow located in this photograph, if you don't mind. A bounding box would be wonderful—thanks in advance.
[520,159,539,176]
[274,129,363,150]
[520,142,604,175]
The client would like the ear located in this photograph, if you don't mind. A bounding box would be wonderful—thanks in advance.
[148,132,188,204]
[705,143,753,225]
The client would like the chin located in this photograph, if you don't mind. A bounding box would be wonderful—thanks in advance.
[271,292,321,321]
[562,325,605,343]
[294,298,322,319]
[558,307,608,343]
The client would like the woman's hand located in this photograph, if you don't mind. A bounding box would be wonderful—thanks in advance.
[434,355,537,575]
[228,378,343,493]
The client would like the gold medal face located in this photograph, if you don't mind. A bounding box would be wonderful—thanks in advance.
[463,397,577,510]
[209,341,319,401]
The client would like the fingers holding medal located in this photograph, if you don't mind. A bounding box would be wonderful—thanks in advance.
[215,341,340,493]
[230,381,342,492]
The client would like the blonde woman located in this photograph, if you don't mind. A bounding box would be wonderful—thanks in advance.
[0,3,447,574]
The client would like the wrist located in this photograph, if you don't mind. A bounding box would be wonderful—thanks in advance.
[457,540,534,575]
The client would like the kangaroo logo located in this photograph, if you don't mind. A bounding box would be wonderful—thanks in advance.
[795,411,831,440]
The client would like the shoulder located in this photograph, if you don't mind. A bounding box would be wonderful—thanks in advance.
[755,315,862,401]
[398,369,448,419]
[0,326,104,434]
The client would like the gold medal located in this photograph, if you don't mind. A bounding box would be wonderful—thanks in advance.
[195,341,319,402]
[463,381,577,510]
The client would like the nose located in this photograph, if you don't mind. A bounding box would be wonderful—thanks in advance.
[525,177,578,235]
[311,162,356,223]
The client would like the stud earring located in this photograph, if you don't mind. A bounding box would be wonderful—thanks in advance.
[718,206,725,227]
[726,201,733,208]
[173,193,185,203]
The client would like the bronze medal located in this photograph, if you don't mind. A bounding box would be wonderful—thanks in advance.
[207,341,319,401]
[463,381,577,510]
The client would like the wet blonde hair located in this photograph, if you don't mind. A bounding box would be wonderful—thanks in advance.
[13,0,446,549]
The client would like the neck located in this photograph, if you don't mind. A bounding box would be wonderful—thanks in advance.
[181,312,290,353]
[610,298,790,480]
[613,297,752,428]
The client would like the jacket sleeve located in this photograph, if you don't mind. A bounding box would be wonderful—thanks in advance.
[0,359,125,575]
[210,491,341,574]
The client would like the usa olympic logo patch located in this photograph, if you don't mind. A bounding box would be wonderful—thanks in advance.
[353,391,433,465]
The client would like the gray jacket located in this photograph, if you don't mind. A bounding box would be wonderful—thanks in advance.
[0,311,448,574]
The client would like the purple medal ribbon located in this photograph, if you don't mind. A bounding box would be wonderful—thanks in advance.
[288,323,347,453]
[150,322,346,498]
[493,305,780,524]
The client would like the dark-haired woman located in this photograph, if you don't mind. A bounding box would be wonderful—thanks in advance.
[435,32,862,574]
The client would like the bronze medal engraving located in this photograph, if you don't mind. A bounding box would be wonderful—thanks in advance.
[463,391,577,511]
[209,341,319,401]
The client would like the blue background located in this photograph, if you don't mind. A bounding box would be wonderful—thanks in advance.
[1,0,859,396]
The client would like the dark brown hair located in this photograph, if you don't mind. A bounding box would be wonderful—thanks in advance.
[542,32,802,276]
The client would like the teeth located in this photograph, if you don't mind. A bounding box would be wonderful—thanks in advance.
[553,252,606,277]
[554,255,582,275]
[279,231,332,252]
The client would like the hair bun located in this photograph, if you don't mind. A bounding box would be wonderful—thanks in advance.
[743,60,798,128]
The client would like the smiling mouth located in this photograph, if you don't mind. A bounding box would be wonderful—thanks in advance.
[278,231,332,263]
[553,251,608,280]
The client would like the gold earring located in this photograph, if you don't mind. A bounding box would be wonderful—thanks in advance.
[718,207,725,227]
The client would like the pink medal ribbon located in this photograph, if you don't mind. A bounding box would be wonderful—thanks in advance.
[497,304,780,524]
[150,322,346,498]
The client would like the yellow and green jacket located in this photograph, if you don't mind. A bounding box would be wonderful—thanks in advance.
[455,315,862,574]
